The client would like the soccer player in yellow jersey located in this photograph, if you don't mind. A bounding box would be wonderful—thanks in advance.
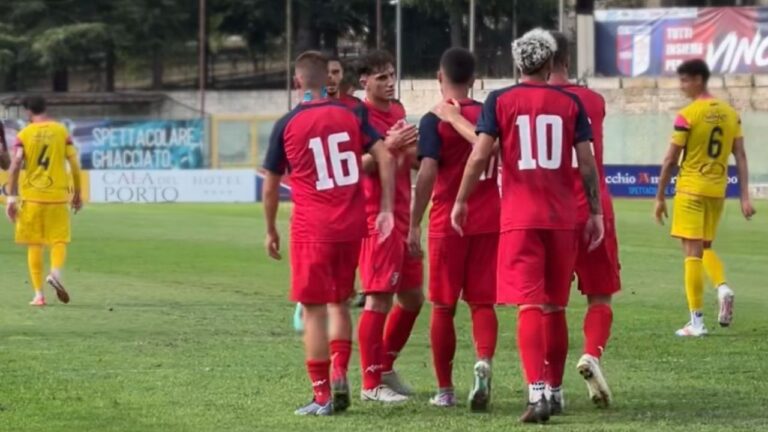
[655,59,756,337]
[5,96,83,306]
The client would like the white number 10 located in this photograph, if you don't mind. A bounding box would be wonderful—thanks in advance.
[308,132,359,191]
[516,114,563,170]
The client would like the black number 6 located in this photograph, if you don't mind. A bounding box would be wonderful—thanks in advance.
[707,126,723,158]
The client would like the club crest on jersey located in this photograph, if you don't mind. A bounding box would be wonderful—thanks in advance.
[390,272,400,287]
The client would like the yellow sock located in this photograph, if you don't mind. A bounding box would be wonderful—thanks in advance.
[684,257,704,312]
[702,249,726,288]
[28,245,44,295]
[51,243,67,273]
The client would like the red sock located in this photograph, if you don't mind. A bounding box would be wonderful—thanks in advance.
[330,339,352,382]
[584,304,613,358]
[306,359,331,404]
[470,304,498,360]
[517,307,545,384]
[382,305,420,372]
[543,309,568,388]
[430,306,456,389]
[358,310,387,390]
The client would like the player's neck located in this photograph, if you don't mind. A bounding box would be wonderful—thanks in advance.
[521,74,547,84]
[548,71,570,85]
[693,90,712,100]
[366,94,390,111]
[299,88,325,102]
[441,85,469,102]
[30,114,50,123]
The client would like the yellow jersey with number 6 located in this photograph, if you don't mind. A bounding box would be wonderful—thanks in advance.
[670,97,741,198]
[16,121,76,203]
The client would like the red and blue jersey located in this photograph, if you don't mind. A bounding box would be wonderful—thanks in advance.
[264,99,381,242]
[477,81,593,231]
[418,98,500,237]
[556,84,615,223]
[361,99,412,236]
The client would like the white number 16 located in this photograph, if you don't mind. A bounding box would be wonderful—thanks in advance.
[308,132,359,191]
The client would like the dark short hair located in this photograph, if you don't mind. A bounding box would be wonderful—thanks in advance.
[358,50,395,76]
[23,96,46,115]
[440,47,475,85]
[550,31,570,68]
[295,50,329,88]
[677,59,710,84]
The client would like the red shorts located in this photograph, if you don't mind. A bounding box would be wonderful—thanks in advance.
[575,218,621,296]
[497,229,578,307]
[359,230,423,294]
[290,240,361,304]
[428,234,498,305]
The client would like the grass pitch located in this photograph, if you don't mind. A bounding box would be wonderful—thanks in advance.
[1,200,767,431]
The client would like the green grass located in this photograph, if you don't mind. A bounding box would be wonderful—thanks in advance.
[1,200,767,431]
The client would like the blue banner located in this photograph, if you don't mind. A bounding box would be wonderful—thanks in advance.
[604,165,740,198]
[2,119,205,169]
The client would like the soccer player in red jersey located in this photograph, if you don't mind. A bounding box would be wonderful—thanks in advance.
[356,50,424,403]
[409,47,499,410]
[263,51,396,416]
[451,29,604,423]
[548,30,619,410]
[327,56,363,110]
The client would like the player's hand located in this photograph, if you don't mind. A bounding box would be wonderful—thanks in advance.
[265,229,281,260]
[741,197,756,220]
[584,214,605,252]
[375,211,394,244]
[431,99,461,123]
[406,225,423,258]
[71,191,83,214]
[5,196,17,223]
[654,198,668,225]
[450,201,468,236]
[385,122,418,150]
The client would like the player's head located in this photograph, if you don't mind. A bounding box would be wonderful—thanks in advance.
[512,28,557,80]
[339,61,359,96]
[359,50,396,102]
[23,95,47,119]
[294,50,329,93]
[677,59,710,99]
[327,55,344,98]
[438,47,475,91]
[550,30,570,72]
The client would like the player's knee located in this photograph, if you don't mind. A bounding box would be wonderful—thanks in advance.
[303,304,328,325]
[703,241,713,249]
[364,293,393,313]
[682,239,704,258]
[587,295,612,306]
[396,289,424,311]
[327,302,351,319]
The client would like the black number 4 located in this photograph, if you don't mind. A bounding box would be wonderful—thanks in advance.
[708,127,723,158]
[37,145,50,169]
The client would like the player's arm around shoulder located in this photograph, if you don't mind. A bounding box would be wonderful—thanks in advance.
[408,113,441,257]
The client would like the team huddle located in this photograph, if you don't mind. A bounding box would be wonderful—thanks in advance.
[262,28,756,423]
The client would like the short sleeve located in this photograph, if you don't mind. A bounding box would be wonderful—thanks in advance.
[476,90,500,138]
[263,115,290,175]
[417,113,442,161]
[358,106,383,151]
[573,98,593,145]
[670,111,691,147]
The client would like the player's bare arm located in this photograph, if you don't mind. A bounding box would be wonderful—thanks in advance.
[67,148,84,213]
[262,172,282,260]
[575,140,605,251]
[361,123,418,174]
[451,132,495,235]
[409,157,437,257]
[5,146,24,223]
[368,139,396,241]
[732,137,756,220]
[433,100,500,152]
[655,143,683,225]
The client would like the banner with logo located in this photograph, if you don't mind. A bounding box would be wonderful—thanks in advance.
[2,119,205,170]
[604,165,740,197]
[595,7,768,77]
[89,170,254,203]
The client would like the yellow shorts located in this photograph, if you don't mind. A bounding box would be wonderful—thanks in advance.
[670,193,724,242]
[15,202,71,245]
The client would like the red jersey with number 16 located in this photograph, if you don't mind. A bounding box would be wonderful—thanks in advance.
[263,99,381,242]
[476,82,592,231]
[361,99,413,236]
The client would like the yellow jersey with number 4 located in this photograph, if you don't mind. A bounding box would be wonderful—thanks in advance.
[16,121,76,203]
[670,97,741,198]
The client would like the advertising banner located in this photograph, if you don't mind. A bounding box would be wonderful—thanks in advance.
[2,119,205,170]
[89,170,255,203]
[595,7,768,76]
[604,165,740,198]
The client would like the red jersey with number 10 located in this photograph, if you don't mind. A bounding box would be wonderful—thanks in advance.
[476,82,593,231]
[361,99,412,236]
[558,84,615,223]
[264,99,381,242]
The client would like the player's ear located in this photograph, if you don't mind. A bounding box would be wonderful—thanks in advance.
[359,74,368,89]
[437,70,443,84]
